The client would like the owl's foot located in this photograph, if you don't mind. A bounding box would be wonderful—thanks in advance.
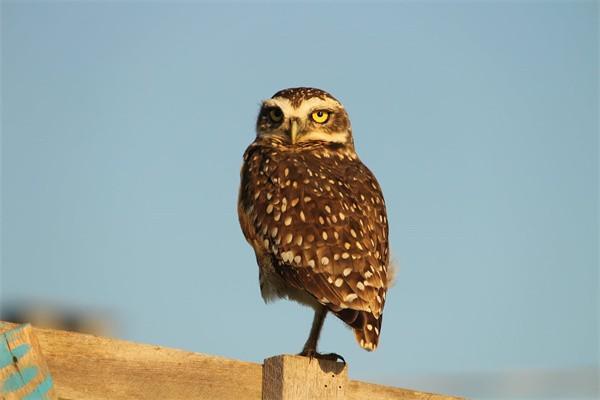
[298,349,346,364]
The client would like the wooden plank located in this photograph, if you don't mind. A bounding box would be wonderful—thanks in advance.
[347,380,464,400]
[1,322,262,400]
[0,323,57,400]
[0,321,463,400]
[263,355,347,400]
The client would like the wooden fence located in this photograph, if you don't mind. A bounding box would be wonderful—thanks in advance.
[0,321,463,400]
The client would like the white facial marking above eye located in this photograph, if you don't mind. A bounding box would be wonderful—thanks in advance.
[297,131,348,144]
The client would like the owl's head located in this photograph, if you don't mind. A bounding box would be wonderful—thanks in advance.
[256,87,353,148]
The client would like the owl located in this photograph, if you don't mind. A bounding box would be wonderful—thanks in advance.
[238,87,390,360]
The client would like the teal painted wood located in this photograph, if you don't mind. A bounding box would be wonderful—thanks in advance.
[0,324,54,400]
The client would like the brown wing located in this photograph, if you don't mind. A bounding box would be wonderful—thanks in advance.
[238,142,389,350]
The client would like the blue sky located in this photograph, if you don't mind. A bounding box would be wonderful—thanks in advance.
[1,2,598,398]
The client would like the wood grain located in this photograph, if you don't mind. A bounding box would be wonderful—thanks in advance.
[348,380,463,400]
[263,355,347,400]
[29,324,262,400]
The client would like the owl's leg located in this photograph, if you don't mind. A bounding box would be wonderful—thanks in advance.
[299,305,345,363]
[300,305,327,355]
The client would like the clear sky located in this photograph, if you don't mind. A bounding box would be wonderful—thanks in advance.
[1,1,598,398]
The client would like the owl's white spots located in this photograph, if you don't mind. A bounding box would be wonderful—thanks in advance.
[294,255,302,264]
[284,233,293,244]
[321,256,330,266]
[322,231,328,240]
[299,211,306,222]
[318,216,325,225]
[334,278,343,287]
[270,227,278,238]
[356,242,363,250]
[344,293,358,302]
[284,168,289,177]
[282,251,295,263]
[342,252,350,259]
[295,235,303,246]
[343,267,352,277]
[284,216,292,226]
[266,192,273,200]
[263,239,269,249]
[344,242,351,250]
[274,212,281,222]
[304,196,312,203]
[375,327,380,335]
[356,282,365,291]
[307,259,315,268]
[291,198,299,207]
[350,229,357,238]
[266,204,274,214]
[325,205,331,213]
[367,324,373,331]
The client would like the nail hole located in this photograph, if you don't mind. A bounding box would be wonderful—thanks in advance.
[324,384,328,388]
[12,356,17,363]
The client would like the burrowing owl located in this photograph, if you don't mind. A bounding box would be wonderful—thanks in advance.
[238,87,390,359]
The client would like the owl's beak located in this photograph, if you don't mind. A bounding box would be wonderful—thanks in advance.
[289,119,299,144]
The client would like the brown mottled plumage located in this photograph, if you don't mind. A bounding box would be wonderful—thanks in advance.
[238,87,390,356]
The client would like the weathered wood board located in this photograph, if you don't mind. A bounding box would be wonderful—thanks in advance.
[0,321,463,400]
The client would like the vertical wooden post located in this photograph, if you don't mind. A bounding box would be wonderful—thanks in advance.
[0,323,57,400]
[262,355,347,400]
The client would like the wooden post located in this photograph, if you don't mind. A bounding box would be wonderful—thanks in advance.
[263,355,347,400]
[0,323,57,400]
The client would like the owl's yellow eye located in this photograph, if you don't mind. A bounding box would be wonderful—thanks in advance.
[311,110,330,124]
[269,108,283,122]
